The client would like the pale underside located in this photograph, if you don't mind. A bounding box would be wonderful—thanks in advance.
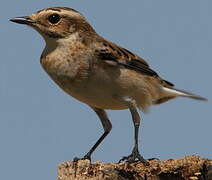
[49,67,162,110]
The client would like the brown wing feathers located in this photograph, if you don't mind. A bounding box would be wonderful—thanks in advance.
[97,40,174,87]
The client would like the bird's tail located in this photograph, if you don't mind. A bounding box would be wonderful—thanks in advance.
[161,86,207,101]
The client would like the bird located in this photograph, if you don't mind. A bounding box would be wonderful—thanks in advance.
[10,7,207,164]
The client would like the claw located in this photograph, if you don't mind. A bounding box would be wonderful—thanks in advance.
[119,148,149,165]
[73,154,91,163]
[148,157,160,161]
[73,157,80,162]
[119,155,149,165]
[83,154,91,161]
[118,156,128,163]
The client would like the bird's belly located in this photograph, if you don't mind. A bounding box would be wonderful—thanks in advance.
[48,68,156,110]
[69,89,128,110]
[48,73,127,110]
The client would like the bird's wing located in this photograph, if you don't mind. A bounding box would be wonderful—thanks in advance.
[95,39,174,87]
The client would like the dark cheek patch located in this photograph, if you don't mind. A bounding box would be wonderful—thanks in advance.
[45,31,65,38]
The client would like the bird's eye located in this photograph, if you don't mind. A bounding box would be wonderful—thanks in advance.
[48,14,61,24]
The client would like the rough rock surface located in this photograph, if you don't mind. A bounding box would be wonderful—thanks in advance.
[58,156,212,180]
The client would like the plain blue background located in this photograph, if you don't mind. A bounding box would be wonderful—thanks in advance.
[1,0,211,179]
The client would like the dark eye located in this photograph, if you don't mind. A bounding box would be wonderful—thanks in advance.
[48,14,61,24]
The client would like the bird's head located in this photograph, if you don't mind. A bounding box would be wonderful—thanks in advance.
[10,7,96,42]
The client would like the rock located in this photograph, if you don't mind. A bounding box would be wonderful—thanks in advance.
[58,156,212,180]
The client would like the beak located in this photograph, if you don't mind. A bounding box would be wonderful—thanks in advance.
[10,16,35,25]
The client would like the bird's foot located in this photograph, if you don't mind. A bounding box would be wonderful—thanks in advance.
[73,154,91,163]
[148,157,160,161]
[119,148,149,165]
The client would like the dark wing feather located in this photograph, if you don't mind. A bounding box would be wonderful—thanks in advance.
[121,59,159,76]
[97,41,158,77]
[99,53,158,76]
[96,40,174,87]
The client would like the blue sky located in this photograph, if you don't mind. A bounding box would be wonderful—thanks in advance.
[1,0,211,179]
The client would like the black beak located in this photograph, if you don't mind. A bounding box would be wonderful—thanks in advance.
[10,16,35,25]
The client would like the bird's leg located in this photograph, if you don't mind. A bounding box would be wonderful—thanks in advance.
[74,107,112,162]
[119,99,149,165]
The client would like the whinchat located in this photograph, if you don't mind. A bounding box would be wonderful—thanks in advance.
[10,7,207,164]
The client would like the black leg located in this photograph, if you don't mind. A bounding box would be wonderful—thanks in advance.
[74,107,112,162]
[119,99,149,165]
[83,131,110,160]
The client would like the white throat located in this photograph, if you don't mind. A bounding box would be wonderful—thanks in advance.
[41,32,79,58]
